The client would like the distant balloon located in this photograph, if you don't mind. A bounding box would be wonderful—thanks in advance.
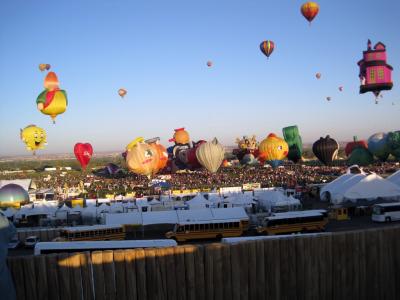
[74,143,93,170]
[326,97,331,101]
[196,138,225,173]
[301,2,320,24]
[39,64,51,72]
[312,135,339,165]
[207,61,213,67]
[118,88,127,98]
[315,73,321,79]
[260,40,275,58]
[339,86,343,92]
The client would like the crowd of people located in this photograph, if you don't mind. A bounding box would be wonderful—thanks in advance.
[1,161,398,198]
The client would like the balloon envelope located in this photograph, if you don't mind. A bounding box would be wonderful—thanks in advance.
[282,126,303,163]
[368,132,390,161]
[260,40,275,58]
[258,133,289,168]
[118,88,127,98]
[0,184,29,206]
[20,125,47,153]
[196,138,225,173]
[301,2,319,23]
[74,143,93,170]
[312,135,339,165]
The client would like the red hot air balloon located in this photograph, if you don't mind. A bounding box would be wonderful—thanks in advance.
[74,143,93,170]
[301,2,319,25]
[260,40,275,58]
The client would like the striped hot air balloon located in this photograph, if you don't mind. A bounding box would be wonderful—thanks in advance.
[301,2,319,24]
[260,40,275,58]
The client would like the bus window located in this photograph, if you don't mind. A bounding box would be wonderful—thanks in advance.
[199,224,204,231]
[205,224,210,230]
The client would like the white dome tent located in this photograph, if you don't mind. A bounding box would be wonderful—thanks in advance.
[387,170,400,187]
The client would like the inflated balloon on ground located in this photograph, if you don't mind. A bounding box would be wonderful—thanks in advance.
[196,138,225,173]
[368,132,390,161]
[282,126,303,163]
[387,131,400,160]
[348,148,374,166]
[258,133,288,168]
[312,135,339,165]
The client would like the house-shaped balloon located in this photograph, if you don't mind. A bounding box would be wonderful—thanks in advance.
[358,40,393,101]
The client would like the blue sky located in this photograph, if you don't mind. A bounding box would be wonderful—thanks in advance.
[0,0,399,156]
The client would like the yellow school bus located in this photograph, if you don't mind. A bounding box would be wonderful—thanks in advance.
[57,224,126,241]
[256,210,328,235]
[165,219,249,242]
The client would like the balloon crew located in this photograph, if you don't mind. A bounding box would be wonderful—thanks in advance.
[36,71,68,123]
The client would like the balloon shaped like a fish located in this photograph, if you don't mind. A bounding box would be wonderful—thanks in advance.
[20,125,47,154]
[258,133,289,168]
[368,132,390,161]
[196,138,225,173]
[118,88,127,98]
[387,131,400,160]
[282,126,303,163]
[126,137,160,178]
[74,143,93,170]
[36,72,67,123]
[260,40,274,58]
[169,127,190,145]
[348,148,374,166]
[312,135,339,165]
[301,2,319,24]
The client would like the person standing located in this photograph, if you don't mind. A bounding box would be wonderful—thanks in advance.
[0,213,16,300]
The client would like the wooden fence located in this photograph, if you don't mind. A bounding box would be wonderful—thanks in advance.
[7,225,400,300]
[16,228,60,242]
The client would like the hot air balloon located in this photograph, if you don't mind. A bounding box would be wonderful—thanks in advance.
[145,137,168,172]
[282,126,303,163]
[358,40,393,102]
[387,131,400,160]
[118,88,127,98]
[126,137,160,178]
[315,73,321,79]
[301,2,319,24]
[348,148,374,166]
[326,97,331,101]
[260,40,275,58]
[20,125,47,155]
[345,136,368,157]
[74,143,93,170]
[0,184,30,209]
[36,72,68,123]
[196,138,225,173]
[339,86,343,92]
[312,135,339,165]
[169,127,190,145]
[207,61,213,67]
[368,132,390,161]
[186,140,206,169]
[258,133,289,168]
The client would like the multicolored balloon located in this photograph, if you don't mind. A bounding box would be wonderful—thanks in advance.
[312,135,339,165]
[36,72,68,123]
[260,40,275,58]
[74,143,93,170]
[368,132,390,161]
[258,133,289,168]
[345,136,368,157]
[169,127,190,145]
[126,137,161,178]
[301,2,319,24]
[118,88,127,98]
[39,64,51,72]
[20,125,47,154]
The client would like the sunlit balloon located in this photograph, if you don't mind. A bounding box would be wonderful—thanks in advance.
[74,143,93,170]
[126,138,160,178]
[282,126,303,163]
[258,133,289,168]
[368,132,390,161]
[196,138,225,173]
[145,137,168,172]
[0,184,30,208]
[118,88,127,98]
[301,2,319,24]
[260,40,275,58]
[20,125,47,155]
[169,128,190,145]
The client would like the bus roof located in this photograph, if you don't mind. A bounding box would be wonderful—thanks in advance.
[266,210,326,220]
[60,224,122,232]
[177,218,245,225]
[34,240,177,255]
[373,202,400,207]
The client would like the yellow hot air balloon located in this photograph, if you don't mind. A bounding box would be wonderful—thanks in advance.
[126,138,160,178]
[258,133,288,168]
[36,72,68,123]
[20,125,47,155]
[195,138,225,173]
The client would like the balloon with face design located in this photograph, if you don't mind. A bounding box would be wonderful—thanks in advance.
[126,137,160,178]
[20,125,47,154]
[258,133,289,168]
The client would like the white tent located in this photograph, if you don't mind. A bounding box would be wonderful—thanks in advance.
[72,204,84,213]
[110,203,124,213]
[387,170,400,187]
[321,174,367,204]
[185,194,212,209]
[2,207,16,218]
[342,173,400,202]
[255,190,301,212]
[224,194,255,207]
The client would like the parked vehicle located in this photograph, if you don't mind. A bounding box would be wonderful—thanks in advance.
[25,236,40,248]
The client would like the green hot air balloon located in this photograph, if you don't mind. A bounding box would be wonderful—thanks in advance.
[196,138,225,173]
[348,148,374,166]
[282,125,303,163]
[387,131,400,160]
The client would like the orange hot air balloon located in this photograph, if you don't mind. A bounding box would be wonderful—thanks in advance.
[39,64,47,72]
[118,88,127,98]
[146,137,168,172]
[315,72,321,79]
[260,40,275,58]
[169,128,190,145]
[44,72,59,91]
[301,2,319,24]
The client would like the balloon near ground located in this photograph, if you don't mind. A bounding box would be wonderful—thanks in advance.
[301,2,319,24]
[233,135,259,165]
[74,143,93,170]
[169,127,190,145]
[20,125,47,154]
[282,126,303,163]
[36,72,68,123]
[348,148,374,166]
[345,136,368,157]
[196,138,225,173]
[312,135,339,165]
[368,132,390,162]
[258,133,288,168]
[0,183,30,208]
[145,137,168,173]
[358,40,393,102]
[387,131,400,160]
[260,40,274,58]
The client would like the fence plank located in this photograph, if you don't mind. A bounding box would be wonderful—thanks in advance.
[265,238,281,300]
[114,250,127,300]
[145,248,158,300]
[365,229,379,300]
[175,246,187,300]
[102,250,116,300]
[194,245,206,300]
[21,255,37,300]
[135,248,147,300]
[124,250,137,300]
[57,253,72,300]
[155,247,168,300]
[79,252,94,300]
[221,243,232,300]
[34,255,48,300]
[183,245,197,300]
[164,247,177,300]
[280,237,297,300]
[239,242,249,300]
[230,243,240,300]
[295,237,305,300]
[248,241,257,300]
[45,254,60,300]
[205,244,214,300]
[8,257,26,300]
[68,253,83,300]
[91,251,105,300]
